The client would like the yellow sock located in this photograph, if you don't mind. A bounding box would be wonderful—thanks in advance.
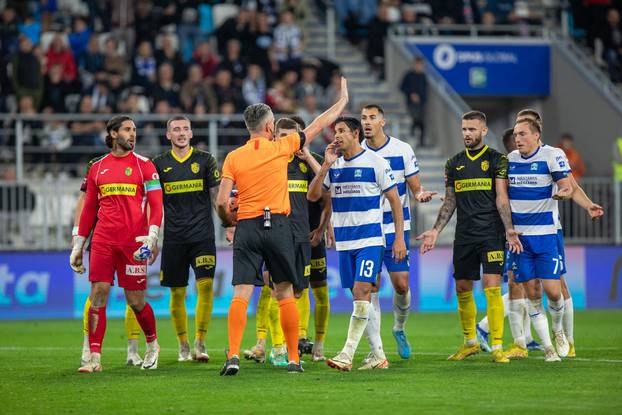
[484,286,504,348]
[195,278,214,342]
[83,297,90,335]
[268,295,284,348]
[457,291,477,343]
[311,285,329,342]
[170,287,188,343]
[125,305,141,340]
[296,288,310,339]
[256,285,271,340]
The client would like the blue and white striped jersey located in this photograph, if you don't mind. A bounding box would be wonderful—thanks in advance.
[362,136,419,234]
[508,145,571,236]
[323,149,397,251]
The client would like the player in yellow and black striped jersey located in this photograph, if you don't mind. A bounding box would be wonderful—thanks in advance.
[417,111,522,364]
[151,116,220,363]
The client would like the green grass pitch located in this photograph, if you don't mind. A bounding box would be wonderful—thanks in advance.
[1,310,621,414]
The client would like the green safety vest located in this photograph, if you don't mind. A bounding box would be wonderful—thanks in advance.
[615,138,622,182]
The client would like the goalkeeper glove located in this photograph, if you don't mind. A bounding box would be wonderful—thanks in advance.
[133,225,159,261]
[70,235,86,274]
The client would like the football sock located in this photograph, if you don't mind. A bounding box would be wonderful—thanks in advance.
[88,305,107,354]
[392,288,411,332]
[522,302,534,343]
[227,296,249,358]
[255,285,271,341]
[457,291,477,346]
[365,292,385,358]
[508,299,526,348]
[296,288,310,339]
[124,304,141,340]
[312,285,329,342]
[83,297,90,335]
[480,292,510,333]
[547,296,565,333]
[279,298,300,364]
[484,286,504,350]
[135,302,158,343]
[195,278,214,342]
[528,298,552,348]
[170,287,188,343]
[563,297,574,344]
[268,295,284,347]
[343,300,370,358]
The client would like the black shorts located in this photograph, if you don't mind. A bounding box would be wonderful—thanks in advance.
[310,241,327,282]
[453,238,505,280]
[160,238,216,287]
[293,237,311,291]
[232,215,297,286]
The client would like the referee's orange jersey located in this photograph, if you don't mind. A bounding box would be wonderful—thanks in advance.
[222,132,303,220]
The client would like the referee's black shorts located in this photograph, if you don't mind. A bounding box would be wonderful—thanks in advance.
[160,238,216,287]
[452,237,505,280]
[232,214,297,286]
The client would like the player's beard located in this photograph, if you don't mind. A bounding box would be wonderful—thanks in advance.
[116,137,134,151]
[464,133,482,149]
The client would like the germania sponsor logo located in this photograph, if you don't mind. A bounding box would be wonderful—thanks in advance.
[196,255,215,269]
[126,265,147,276]
[487,251,504,263]
[288,180,308,192]
[454,178,492,192]
[99,183,137,196]
[163,179,204,194]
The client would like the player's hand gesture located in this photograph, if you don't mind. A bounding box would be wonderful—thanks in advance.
[70,236,86,274]
[553,187,572,200]
[225,226,236,245]
[296,146,311,161]
[326,223,336,248]
[416,228,438,254]
[324,142,338,166]
[587,203,604,220]
[309,227,323,247]
[505,228,523,254]
[415,189,437,203]
[340,76,349,104]
[392,235,407,262]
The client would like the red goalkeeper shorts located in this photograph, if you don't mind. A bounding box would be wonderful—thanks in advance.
[89,243,148,290]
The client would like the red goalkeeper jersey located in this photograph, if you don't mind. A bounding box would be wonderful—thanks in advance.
[78,151,163,246]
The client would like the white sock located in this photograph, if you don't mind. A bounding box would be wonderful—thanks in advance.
[563,297,574,344]
[528,298,552,348]
[478,315,489,333]
[522,302,534,343]
[364,293,385,358]
[479,292,510,334]
[508,299,526,348]
[547,297,565,333]
[83,334,90,351]
[343,300,370,358]
[392,288,411,332]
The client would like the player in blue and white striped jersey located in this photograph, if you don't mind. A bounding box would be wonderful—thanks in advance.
[360,104,436,366]
[508,117,573,362]
[308,116,407,371]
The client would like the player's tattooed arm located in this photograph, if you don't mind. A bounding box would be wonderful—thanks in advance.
[209,186,219,213]
[495,177,523,253]
[432,187,456,233]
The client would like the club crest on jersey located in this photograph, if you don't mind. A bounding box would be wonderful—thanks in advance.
[191,162,200,174]
[481,160,489,172]
[354,169,363,179]
[125,167,132,176]
[299,162,308,173]
[530,163,538,171]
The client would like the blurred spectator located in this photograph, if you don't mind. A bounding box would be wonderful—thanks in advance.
[401,5,420,24]
[249,11,276,80]
[273,10,303,70]
[1,7,20,60]
[216,8,253,56]
[103,37,127,75]
[558,133,586,180]
[297,95,321,129]
[151,62,181,111]
[295,64,323,105]
[134,0,158,45]
[180,64,218,113]
[282,0,307,25]
[601,8,622,84]
[431,0,480,24]
[68,17,91,59]
[281,69,298,102]
[121,90,150,114]
[107,71,125,109]
[70,96,105,148]
[155,34,185,84]
[17,14,41,46]
[366,2,391,72]
[213,69,244,111]
[266,79,297,113]
[218,39,248,84]
[41,64,71,113]
[400,56,428,145]
[242,64,267,105]
[483,0,515,24]
[218,100,247,147]
[89,80,114,113]
[41,108,72,161]
[132,40,157,89]
[324,71,344,106]
[15,96,43,151]
[11,36,44,108]
[192,40,220,80]
[79,35,104,75]
[335,0,377,42]
[46,34,78,83]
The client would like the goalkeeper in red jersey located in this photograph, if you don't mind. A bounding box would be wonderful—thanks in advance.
[70,115,164,373]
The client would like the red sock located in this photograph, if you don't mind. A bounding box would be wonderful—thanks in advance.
[279,297,300,364]
[88,306,107,354]
[135,303,157,343]
[227,297,249,358]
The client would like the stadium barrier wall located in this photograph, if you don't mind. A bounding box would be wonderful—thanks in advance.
[1,246,621,320]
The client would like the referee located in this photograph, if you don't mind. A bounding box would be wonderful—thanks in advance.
[216,78,349,375]
[416,111,522,364]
